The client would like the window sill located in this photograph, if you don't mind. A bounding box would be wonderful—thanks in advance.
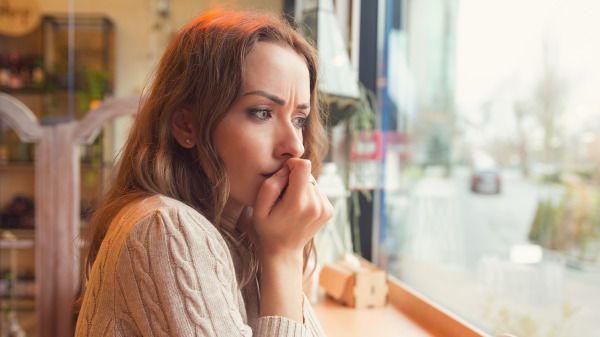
[312,259,492,337]
[313,294,437,337]
[388,275,492,337]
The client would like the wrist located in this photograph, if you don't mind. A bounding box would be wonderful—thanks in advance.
[258,247,304,322]
[258,247,304,267]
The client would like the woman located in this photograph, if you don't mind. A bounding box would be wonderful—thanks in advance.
[75,10,333,337]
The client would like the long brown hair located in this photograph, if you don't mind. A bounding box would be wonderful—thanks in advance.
[79,10,327,298]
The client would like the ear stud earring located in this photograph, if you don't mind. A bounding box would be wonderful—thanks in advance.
[185,138,193,146]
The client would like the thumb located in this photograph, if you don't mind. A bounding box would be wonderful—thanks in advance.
[254,166,290,218]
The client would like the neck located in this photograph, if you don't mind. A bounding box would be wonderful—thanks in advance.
[222,198,257,245]
[221,198,244,230]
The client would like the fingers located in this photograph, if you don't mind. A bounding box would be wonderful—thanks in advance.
[284,165,333,234]
[254,165,290,217]
[304,174,334,227]
[282,159,312,205]
[254,158,333,230]
[252,158,334,256]
[254,158,311,218]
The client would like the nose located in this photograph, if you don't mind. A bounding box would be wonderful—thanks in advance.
[274,122,304,159]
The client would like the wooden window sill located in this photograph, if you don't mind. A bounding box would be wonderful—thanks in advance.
[313,272,492,337]
[313,295,437,337]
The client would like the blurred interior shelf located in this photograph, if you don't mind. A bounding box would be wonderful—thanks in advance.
[0,163,35,170]
[0,238,34,249]
[0,87,44,94]
[0,297,36,308]
[0,229,35,237]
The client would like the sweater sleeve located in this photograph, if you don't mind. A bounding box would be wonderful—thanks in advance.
[257,294,326,337]
[116,206,323,337]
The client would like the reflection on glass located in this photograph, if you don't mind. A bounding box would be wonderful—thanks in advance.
[381,1,600,336]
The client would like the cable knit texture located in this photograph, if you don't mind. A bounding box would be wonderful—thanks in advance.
[75,195,326,337]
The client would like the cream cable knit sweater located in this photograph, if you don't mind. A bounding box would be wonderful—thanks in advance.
[75,195,326,336]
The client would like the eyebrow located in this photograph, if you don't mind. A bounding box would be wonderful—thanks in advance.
[243,90,309,110]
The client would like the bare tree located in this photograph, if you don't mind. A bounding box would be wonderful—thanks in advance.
[514,100,530,177]
[531,39,567,165]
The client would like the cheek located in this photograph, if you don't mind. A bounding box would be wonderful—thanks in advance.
[227,132,261,164]
[214,114,278,205]
[215,119,249,166]
[219,131,267,203]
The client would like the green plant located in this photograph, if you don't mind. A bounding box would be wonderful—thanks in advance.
[325,82,377,255]
[2,272,13,314]
[482,296,579,337]
[529,184,600,260]
[529,198,561,249]
[574,169,594,182]
[76,68,109,118]
[540,171,562,184]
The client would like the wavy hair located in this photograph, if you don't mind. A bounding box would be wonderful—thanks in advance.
[79,10,327,299]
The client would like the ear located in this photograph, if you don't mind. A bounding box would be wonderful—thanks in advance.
[172,108,196,148]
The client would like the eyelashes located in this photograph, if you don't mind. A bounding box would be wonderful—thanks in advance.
[247,108,309,129]
[292,116,309,128]
[248,108,271,121]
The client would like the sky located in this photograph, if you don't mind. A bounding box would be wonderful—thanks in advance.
[455,0,600,145]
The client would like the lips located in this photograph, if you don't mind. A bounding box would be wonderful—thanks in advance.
[260,167,288,199]
[261,167,282,179]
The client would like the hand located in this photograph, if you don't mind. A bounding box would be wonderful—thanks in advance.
[235,206,257,245]
[253,158,334,258]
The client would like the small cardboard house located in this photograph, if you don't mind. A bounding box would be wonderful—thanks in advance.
[319,260,388,309]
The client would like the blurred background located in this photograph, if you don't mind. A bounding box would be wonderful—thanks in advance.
[0,0,598,336]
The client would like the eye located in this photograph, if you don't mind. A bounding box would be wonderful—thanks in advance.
[292,116,309,129]
[248,108,272,121]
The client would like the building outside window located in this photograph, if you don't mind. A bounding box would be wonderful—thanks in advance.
[373,0,600,336]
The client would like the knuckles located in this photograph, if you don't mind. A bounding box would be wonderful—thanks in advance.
[299,198,334,224]
[323,200,334,221]
[302,203,320,219]
[287,158,312,173]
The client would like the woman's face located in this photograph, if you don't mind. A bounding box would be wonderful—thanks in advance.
[214,41,311,208]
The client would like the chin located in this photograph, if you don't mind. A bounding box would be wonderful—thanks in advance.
[246,192,259,208]
[234,191,259,208]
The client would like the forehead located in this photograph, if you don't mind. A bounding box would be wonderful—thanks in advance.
[242,42,310,95]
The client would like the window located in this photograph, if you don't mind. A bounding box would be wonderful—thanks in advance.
[373,1,600,336]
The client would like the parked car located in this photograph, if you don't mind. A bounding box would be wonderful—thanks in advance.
[470,168,501,194]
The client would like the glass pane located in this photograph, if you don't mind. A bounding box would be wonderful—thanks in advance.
[381,1,600,336]
[42,15,114,120]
